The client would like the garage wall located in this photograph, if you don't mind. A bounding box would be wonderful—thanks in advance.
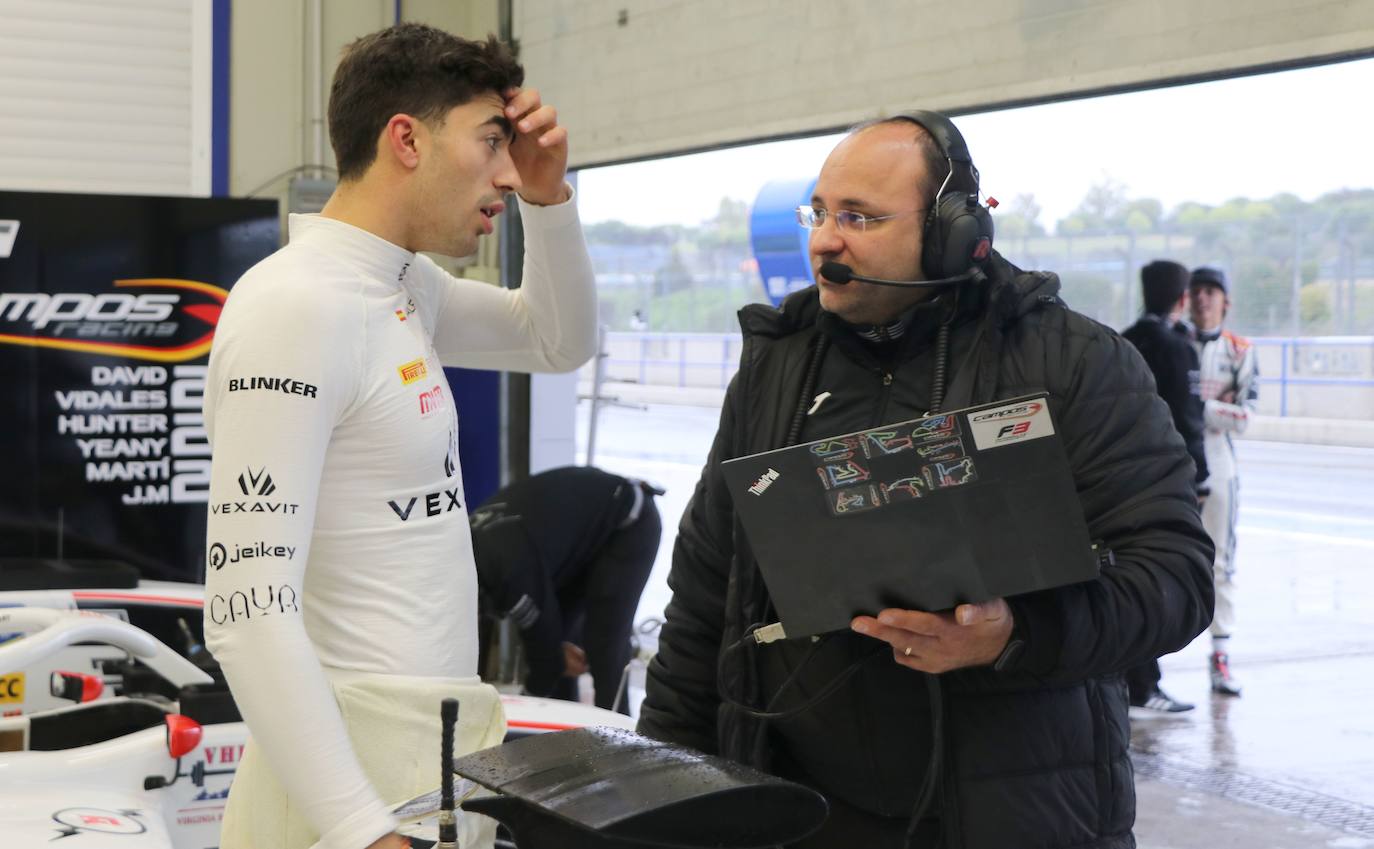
[515,0,1374,168]
[229,0,500,197]
[0,0,212,196]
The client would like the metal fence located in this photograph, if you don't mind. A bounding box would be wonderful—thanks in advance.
[582,331,1374,419]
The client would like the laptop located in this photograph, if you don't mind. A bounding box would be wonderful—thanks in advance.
[720,394,1099,638]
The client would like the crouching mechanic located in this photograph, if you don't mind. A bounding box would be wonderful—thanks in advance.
[469,466,662,714]
[637,112,1214,848]
[202,24,597,849]
[1190,266,1259,696]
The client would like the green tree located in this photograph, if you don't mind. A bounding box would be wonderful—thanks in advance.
[996,193,1046,240]
[1057,177,1129,235]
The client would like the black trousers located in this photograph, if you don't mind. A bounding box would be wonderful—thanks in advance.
[551,498,661,713]
[1124,658,1162,703]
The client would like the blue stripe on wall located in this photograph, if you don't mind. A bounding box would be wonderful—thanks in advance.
[445,367,502,508]
[211,0,231,196]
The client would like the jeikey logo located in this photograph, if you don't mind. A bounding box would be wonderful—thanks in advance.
[0,278,228,362]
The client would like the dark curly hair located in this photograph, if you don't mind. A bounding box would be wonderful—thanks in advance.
[328,23,524,181]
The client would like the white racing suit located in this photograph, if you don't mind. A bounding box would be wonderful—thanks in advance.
[1195,328,1259,639]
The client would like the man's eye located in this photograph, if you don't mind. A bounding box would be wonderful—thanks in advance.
[485,136,502,151]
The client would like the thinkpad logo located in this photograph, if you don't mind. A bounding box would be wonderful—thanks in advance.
[238,467,276,496]
[748,468,781,496]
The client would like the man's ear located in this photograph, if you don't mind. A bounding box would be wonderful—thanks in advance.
[381,113,422,170]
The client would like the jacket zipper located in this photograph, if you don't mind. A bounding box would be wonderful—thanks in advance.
[873,369,894,424]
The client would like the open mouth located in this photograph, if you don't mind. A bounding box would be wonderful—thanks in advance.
[478,201,506,235]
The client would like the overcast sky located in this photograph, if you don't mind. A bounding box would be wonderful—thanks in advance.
[575,57,1374,230]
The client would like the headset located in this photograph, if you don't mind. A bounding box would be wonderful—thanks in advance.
[900,110,994,280]
[819,110,995,288]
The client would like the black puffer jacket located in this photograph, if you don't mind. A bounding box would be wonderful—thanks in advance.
[638,254,1215,849]
[1121,314,1209,489]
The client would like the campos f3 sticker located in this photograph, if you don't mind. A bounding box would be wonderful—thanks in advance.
[969,398,1055,451]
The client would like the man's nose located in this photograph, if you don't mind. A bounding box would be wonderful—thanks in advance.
[809,217,844,256]
[496,148,522,194]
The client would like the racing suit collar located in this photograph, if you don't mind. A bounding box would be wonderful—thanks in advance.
[287,213,417,289]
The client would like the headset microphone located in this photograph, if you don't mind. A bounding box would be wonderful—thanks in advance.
[819,261,980,288]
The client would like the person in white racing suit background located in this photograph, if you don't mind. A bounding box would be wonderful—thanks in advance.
[1189,267,1259,697]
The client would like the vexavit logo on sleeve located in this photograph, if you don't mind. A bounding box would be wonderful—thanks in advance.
[210,467,299,515]
[238,467,275,496]
[0,279,228,363]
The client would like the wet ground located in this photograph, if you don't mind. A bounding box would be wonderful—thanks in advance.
[579,400,1374,846]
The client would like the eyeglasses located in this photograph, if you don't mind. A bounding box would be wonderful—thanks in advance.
[795,206,922,233]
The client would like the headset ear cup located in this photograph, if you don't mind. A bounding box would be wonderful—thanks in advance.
[928,193,994,279]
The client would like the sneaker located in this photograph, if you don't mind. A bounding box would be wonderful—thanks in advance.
[1210,651,1242,696]
[1131,688,1195,713]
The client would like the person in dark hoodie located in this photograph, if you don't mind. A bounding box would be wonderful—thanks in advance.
[1120,259,1210,714]
[637,112,1214,849]
[469,465,662,713]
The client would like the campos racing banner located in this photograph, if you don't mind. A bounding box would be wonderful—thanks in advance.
[0,191,278,581]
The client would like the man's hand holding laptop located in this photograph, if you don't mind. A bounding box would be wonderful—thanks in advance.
[851,598,1013,673]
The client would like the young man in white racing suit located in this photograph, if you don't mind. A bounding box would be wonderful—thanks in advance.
[1190,266,1258,696]
[202,25,597,849]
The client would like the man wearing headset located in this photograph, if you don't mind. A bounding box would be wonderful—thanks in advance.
[638,114,1214,848]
